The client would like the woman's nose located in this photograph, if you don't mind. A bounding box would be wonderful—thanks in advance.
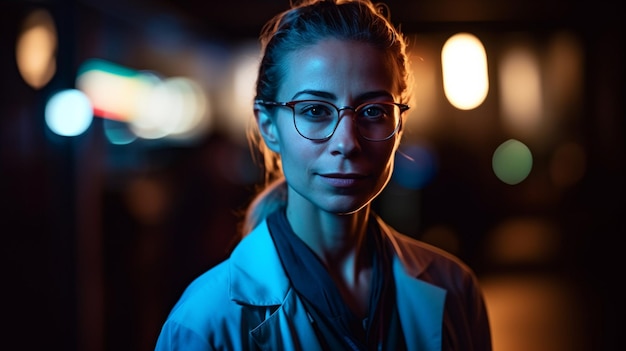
[329,112,361,156]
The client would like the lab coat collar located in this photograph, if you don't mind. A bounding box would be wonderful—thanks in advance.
[229,217,446,351]
[229,217,443,304]
[229,219,290,306]
[375,214,432,277]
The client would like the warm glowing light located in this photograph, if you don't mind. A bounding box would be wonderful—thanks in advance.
[76,59,156,121]
[405,37,438,136]
[545,31,584,120]
[441,33,489,110]
[45,89,93,137]
[481,275,585,351]
[499,46,542,135]
[487,217,560,264]
[16,9,57,89]
[225,42,261,143]
[131,78,180,140]
[131,77,209,140]
[162,77,209,139]
[76,58,210,141]
[492,139,533,185]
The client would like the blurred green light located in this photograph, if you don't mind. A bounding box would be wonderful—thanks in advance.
[492,139,533,185]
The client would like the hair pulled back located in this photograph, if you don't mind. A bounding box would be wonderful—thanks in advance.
[242,0,411,235]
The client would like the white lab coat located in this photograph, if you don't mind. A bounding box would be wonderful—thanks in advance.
[155,215,492,351]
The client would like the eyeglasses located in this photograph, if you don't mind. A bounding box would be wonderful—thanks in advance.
[255,99,409,141]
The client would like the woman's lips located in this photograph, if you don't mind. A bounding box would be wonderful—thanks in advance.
[319,173,367,187]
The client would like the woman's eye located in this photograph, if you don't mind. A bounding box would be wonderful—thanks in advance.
[360,104,387,118]
[299,104,333,118]
[307,106,326,115]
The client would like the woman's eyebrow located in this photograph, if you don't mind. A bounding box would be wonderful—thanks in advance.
[291,90,336,100]
[291,90,394,101]
[356,91,395,101]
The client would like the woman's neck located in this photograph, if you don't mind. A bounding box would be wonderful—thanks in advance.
[285,201,374,318]
[286,203,370,257]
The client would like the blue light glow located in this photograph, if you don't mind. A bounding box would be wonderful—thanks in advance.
[44,89,93,137]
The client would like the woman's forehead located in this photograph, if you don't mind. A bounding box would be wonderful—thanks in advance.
[278,39,400,100]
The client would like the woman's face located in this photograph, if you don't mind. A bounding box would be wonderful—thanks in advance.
[259,38,403,215]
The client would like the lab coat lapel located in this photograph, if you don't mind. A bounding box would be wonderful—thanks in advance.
[250,289,323,351]
[394,258,446,351]
[229,220,322,350]
[229,219,290,305]
[378,216,446,351]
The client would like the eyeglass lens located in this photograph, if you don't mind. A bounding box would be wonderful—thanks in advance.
[291,100,400,141]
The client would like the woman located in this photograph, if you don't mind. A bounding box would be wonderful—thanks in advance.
[155,0,492,350]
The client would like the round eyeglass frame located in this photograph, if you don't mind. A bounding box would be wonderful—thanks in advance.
[255,99,410,142]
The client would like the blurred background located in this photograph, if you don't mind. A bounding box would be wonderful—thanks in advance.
[1,0,624,350]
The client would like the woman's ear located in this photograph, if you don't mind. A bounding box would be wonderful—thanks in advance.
[254,105,280,152]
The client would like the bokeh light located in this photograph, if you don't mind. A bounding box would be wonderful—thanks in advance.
[103,119,137,145]
[544,32,583,118]
[76,58,210,141]
[161,77,209,140]
[76,58,155,122]
[481,275,585,351]
[45,89,93,137]
[16,8,57,89]
[486,217,560,265]
[441,32,489,110]
[131,77,209,140]
[492,139,533,185]
[498,44,543,136]
[223,42,262,144]
[405,36,439,136]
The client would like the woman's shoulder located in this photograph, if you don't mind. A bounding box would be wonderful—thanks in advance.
[167,260,233,320]
[389,229,486,298]
[162,223,283,328]
[156,259,245,349]
[391,229,468,267]
[377,219,479,285]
